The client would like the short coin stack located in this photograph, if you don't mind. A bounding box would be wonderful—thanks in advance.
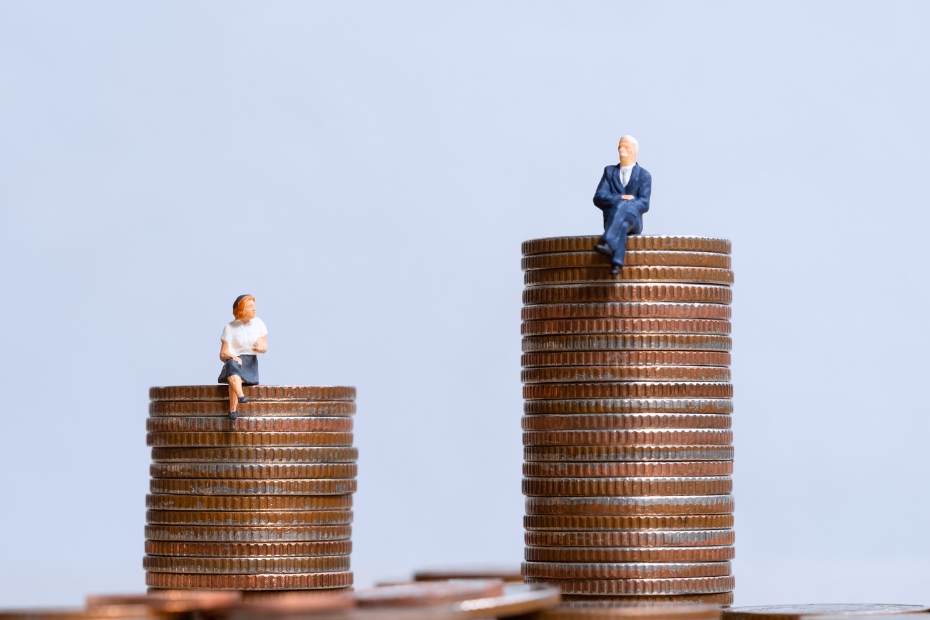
[145,385,357,591]
[520,236,735,604]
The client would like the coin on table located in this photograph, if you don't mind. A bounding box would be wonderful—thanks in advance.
[150,447,359,464]
[523,514,734,531]
[525,530,735,549]
[144,524,352,542]
[522,562,731,579]
[523,283,732,306]
[521,318,731,336]
[149,400,356,417]
[525,545,735,563]
[86,591,242,613]
[523,462,733,478]
[413,567,524,583]
[525,495,735,516]
[146,432,355,448]
[560,593,734,604]
[522,252,732,271]
[149,385,356,402]
[145,540,352,558]
[533,600,721,620]
[521,303,732,322]
[521,366,731,384]
[522,334,733,354]
[522,414,732,432]
[145,510,354,526]
[523,266,734,287]
[525,383,733,400]
[723,606,930,620]
[353,580,505,607]
[523,430,733,447]
[143,555,351,575]
[145,493,353,512]
[522,350,732,367]
[206,591,354,620]
[146,417,354,433]
[149,463,358,480]
[145,571,353,590]
[521,236,731,256]
[524,576,735,596]
[525,399,733,416]
[149,478,357,496]
[0,608,160,620]
[524,445,735,463]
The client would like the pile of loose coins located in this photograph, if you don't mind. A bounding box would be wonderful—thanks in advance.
[520,235,735,604]
[145,385,357,591]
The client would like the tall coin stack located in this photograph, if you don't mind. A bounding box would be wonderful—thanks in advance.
[145,385,357,592]
[519,236,735,605]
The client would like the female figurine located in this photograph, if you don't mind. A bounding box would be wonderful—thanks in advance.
[218,294,268,420]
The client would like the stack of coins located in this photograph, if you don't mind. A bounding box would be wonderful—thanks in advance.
[145,385,357,591]
[519,236,735,604]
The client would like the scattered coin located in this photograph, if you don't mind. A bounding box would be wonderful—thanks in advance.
[723,606,930,620]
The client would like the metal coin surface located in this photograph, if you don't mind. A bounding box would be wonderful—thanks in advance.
[523,430,733,447]
[523,477,732,497]
[0,609,159,620]
[523,514,733,531]
[525,383,733,400]
[147,432,354,448]
[523,575,736,595]
[146,510,353,526]
[147,417,353,433]
[144,525,352,542]
[522,561,732,579]
[523,335,732,354]
[150,447,359,464]
[524,267,734,287]
[145,494,353,512]
[150,478,357,495]
[145,540,352,557]
[145,571,353,590]
[445,583,561,619]
[521,236,731,256]
[86,591,242,613]
[353,580,505,607]
[525,530,735,548]
[149,401,356,417]
[722,606,930,620]
[522,351,731,367]
[523,284,732,306]
[143,555,350,575]
[559,593,734,604]
[524,446,734,463]
[523,462,733,478]
[525,546,735,563]
[522,318,731,336]
[522,415,731,431]
[150,463,358,480]
[522,366,731,384]
[526,495,735,516]
[522,303,732,322]
[522,252,732,271]
[533,600,721,620]
[525,399,733,415]
[149,386,356,402]
[413,567,524,583]
[213,591,354,619]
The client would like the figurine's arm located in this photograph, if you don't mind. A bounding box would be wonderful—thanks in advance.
[624,171,652,216]
[220,340,242,364]
[252,335,268,354]
[593,170,624,211]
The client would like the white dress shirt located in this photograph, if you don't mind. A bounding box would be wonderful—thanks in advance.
[619,164,635,187]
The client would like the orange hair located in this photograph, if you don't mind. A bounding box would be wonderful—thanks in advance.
[233,295,255,320]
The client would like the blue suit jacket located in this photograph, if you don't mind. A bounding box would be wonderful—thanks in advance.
[593,163,652,228]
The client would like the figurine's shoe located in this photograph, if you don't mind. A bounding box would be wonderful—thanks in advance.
[594,244,615,257]
[228,410,238,421]
[238,397,249,404]
[610,265,622,276]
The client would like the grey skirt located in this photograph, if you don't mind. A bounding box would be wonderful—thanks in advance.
[218,354,259,385]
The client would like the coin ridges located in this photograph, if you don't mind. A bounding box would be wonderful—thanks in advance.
[522,561,732,579]
[524,399,733,415]
[522,319,731,336]
[522,414,731,431]
[523,462,733,478]
[150,478,357,496]
[525,383,733,400]
[524,514,734,531]
[145,571,353,590]
[144,540,352,557]
[147,417,354,433]
[523,334,732,353]
[526,495,735,516]
[149,386,356,402]
[150,463,358,480]
[146,510,354,526]
[143,555,351,574]
[523,284,732,306]
[146,432,354,448]
[522,252,732,271]
[144,524,352,542]
[524,575,736,595]
[525,546,736,563]
[525,267,734,287]
[522,236,731,256]
[149,401,356,417]
[522,477,732,497]
[523,430,733,447]
[150,447,359,464]
[525,530,736,548]
[522,351,731,368]
[522,366,731,384]
[522,303,732,322]
[525,445,734,463]
[145,494,353,511]
[559,592,734,604]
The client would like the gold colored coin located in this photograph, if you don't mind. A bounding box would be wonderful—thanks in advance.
[522,236,731,256]
[523,284,732,306]
[523,462,733,478]
[522,366,731,384]
[525,530,736,548]
[150,447,359,464]
[522,252,731,271]
[150,463,357,479]
[522,477,732,497]
[143,555,350,574]
[144,540,352,557]
[145,494,352,512]
[144,524,351,542]
[145,571,353,590]
[146,432,354,448]
[146,510,353,526]
[149,478,356,496]
[524,514,734,531]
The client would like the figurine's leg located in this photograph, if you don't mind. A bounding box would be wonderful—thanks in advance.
[610,224,631,267]
[227,378,238,413]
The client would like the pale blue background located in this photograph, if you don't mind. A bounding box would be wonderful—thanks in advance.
[2,0,929,607]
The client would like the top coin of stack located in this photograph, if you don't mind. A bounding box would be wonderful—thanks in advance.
[145,385,358,591]
[520,235,735,605]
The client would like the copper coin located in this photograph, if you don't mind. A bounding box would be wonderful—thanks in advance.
[522,319,731,336]
[525,383,733,400]
[145,571,353,590]
[525,546,735,563]
[522,303,732,322]
[524,267,734,288]
[522,562,731,580]
[143,555,350,575]
[522,236,731,256]
[559,593,734,604]
[214,591,354,619]
[149,386,356,402]
[146,494,353,512]
[723,606,930,620]
[145,525,351,542]
[523,430,733,447]
[523,284,732,306]
[151,447,359,464]
[150,401,356,417]
[525,530,735,549]
[0,609,160,620]
[524,576,735,595]
[524,514,734,531]
[147,417,353,433]
[526,495,735,516]
[146,432,354,448]
[522,415,731,431]
[446,582,562,619]
[533,600,721,619]
[524,446,735,463]
[87,591,242,613]
[525,399,733,415]
[150,463,358,480]
[146,510,353,526]
[523,477,732,497]
[523,462,732,478]
[522,366,731,384]
[353,580,505,607]
[523,334,732,354]
[522,252,732,271]
[522,351,731,368]
[150,478,357,496]
[413,567,524,583]
[145,540,352,558]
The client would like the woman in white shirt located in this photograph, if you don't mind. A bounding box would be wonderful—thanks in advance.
[218,294,268,420]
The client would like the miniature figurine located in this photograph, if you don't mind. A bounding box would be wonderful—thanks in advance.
[218,295,268,421]
[593,135,652,275]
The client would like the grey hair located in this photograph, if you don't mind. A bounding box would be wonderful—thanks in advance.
[619,135,639,152]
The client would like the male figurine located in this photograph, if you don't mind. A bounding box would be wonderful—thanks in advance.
[593,135,652,275]
[218,294,268,421]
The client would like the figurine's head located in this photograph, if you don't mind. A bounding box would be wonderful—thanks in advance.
[233,294,256,323]
[618,135,639,167]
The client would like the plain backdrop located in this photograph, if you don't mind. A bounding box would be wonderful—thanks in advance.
[1,0,929,607]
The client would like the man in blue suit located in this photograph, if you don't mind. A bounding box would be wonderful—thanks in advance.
[593,135,652,275]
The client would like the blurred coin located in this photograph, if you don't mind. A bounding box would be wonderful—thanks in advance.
[524,575,735,595]
[525,546,735,563]
[86,591,241,613]
[723,606,930,620]
[145,510,353,526]
[534,600,721,620]
[414,567,524,583]
[0,609,159,620]
[145,494,352,511]
[149,478,357,495]
[203,590,353,620]
[354,580,505,607]
[150,447,359,464]
[144,524,351,542]
[525,495,735,516]
[523,514,734,531]
[143,555,350,575]
[144,540,351,558]
[526,530,735,548]
[560,593,733,604]
[149,463,357,480]
[522,561,731,579]
[145,571,353,590]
